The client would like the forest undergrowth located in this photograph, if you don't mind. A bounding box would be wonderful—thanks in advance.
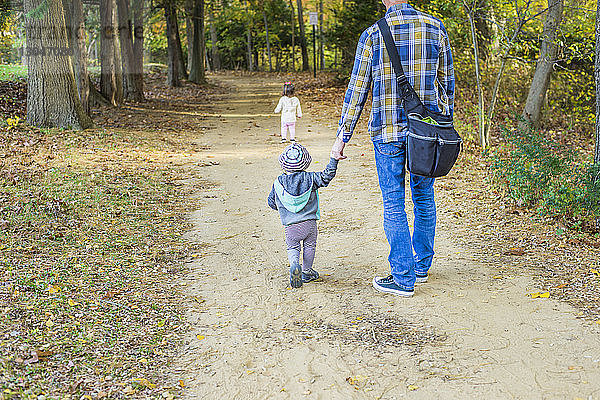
[0,73,225,399]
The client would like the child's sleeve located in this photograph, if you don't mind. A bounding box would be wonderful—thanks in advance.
[267,184,278,210]
[296,99,302,118]
[274,98,283,114]
[312,158,339,188]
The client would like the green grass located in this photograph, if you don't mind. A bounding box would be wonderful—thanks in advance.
[0,64,27,81]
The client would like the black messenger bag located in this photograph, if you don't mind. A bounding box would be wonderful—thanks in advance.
[377,18,462,178]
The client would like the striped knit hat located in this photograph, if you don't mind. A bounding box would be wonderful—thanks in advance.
[279,142,312,173]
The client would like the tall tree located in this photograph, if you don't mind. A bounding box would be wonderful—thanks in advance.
[288,0,295,71]
[63,0,90,113]
[132,0,144,100]
[174,7,188,79]
[24,0,92,129]
[319,0,323,69]
[596,0,600,164]
[100,0,119,104]
[208,4,220,70]
[245,0,254,71]
[521,0,564,129]
[189,0,205,83]
[112,0,124,104]
[164,0,180,86]
[296,0,309,71]
[262,7,272,72]
[116,0,143,101]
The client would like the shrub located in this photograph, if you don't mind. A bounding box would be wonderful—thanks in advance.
[490,124,600,231]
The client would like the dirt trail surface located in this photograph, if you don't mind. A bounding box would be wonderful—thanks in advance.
[174,74,600,399]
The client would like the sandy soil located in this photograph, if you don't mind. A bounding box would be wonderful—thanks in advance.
[173,74,600,399]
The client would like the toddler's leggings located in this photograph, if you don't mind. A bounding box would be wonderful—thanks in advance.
[284,219,317,272]
[281,122,296,140]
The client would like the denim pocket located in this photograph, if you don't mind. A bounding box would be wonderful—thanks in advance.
[374,141,405,157]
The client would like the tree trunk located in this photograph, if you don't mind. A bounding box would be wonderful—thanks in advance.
[596,0,600,164]
[263,9,272,72]
[189,0,205,83]
[112,0,124,104]
[319,0,323,70]
[165,0,180,86]
[174,6,188,79]
[132,0,144,100]
[100,0,118,105]
[475,0,491,62]
[296,0,309,71]
[209,7,220,70]
[24,0,92,129]
[186,0,194,69]
[288,0,295,71]
[245,1,253,71]
[116,0,142,101]
[466,5,486,147]
[63,0,90,113]
[521,0,564,129]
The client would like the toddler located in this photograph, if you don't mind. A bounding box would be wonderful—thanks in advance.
[268,143,339,288]
[274,82,302,143]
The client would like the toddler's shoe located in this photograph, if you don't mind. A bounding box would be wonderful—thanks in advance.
[372,275,414,297]
[281,138,287,143]
[290,262,302,288]
[302,268,319,283]
[290,138,296,142]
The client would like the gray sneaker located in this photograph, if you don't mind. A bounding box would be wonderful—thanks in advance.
[302,268,319,283]
[290,262,302,288]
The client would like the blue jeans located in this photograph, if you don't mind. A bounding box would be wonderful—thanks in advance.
[373,138,436,290]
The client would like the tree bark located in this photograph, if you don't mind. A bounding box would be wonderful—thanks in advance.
[244,0,253,71]
[596,0,600,164]
[296,0,309,71]
[520,0,564,129]
[116,0,142,101]
[63,0,90,113]
[209,6,220,70]
[100,0,118,104]
[189,0,205,83]
[319,0,323,69]
[288,0,295,71]
[186,0,194,69]
[263,9,272,72]
[466,4,486,147]
[165,0,180,86]
[132,0,144,99]
[174,6,188,79]
[24,0,92,129]
[112,0,124,104]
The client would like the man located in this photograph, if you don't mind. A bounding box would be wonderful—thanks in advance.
[331,0,454,297]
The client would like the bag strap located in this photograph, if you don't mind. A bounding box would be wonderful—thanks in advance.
[376,18,409,88]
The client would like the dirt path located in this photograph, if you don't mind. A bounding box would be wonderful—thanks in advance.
[174,74,600,399]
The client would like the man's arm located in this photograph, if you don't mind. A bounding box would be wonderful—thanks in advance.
[336,28,374,144]
[312,158,339,188]
[437,24,455,116]
[267,185,278,210]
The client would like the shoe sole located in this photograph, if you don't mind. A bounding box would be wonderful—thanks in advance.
[415,276,428,283]
[372,277,414,297]
[290,263,302,288]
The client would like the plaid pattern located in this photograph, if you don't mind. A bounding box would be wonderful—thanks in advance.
[337,3,455,143]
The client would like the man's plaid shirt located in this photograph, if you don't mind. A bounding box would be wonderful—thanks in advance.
[337,3,455,143]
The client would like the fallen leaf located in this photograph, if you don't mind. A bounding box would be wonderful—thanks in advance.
[196,334,205,340]
[178,380,185,388]
[529,292,550,299]
[591,269,600,277]
[68,299,80,306]
[45,319,55,327]
[505,247,526,256]
[48,285,60,294]
[407,384,419,391]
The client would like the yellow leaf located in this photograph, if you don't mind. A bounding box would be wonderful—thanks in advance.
[407,384,419,391]
[157,319,166,327]
[45,319,54,328]
[591,269,600,277]
[178,380,185,388]
[196,334,205,340]
[68,299,80,306]
[492,275,502,279]
[139,358,148,363]
[530,292,550,299]
[48,285,60,294]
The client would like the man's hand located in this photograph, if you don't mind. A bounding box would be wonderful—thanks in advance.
[331,137,347,160]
